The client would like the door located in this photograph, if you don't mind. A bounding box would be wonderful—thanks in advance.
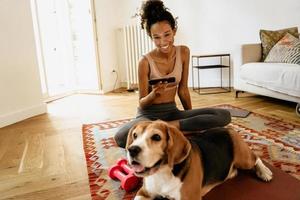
[34,0,101,100]
[35,0,75,98]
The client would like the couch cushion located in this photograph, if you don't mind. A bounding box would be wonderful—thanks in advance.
[265,33,300,65]
[259,27,299,61]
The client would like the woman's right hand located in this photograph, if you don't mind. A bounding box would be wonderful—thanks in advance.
[151,81,168,97]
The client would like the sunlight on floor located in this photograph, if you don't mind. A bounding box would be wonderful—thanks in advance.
[46,93,138,124]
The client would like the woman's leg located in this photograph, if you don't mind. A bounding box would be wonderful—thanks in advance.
[168,108,231,131]
[114,117,150,148]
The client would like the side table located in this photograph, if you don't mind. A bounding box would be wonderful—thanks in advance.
[192,53,231,94]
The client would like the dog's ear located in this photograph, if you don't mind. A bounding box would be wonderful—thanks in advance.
[166,124,191,167]
[126,124,138,150]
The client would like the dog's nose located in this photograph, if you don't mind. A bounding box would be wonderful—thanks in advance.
[128,145,141,157]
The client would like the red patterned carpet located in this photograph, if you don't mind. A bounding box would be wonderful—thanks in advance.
[82,105,300,200]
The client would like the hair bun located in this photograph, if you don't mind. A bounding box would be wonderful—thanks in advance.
[142,0,166,19]
[139,0,177,36]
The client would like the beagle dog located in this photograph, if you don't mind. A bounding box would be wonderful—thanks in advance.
[126,120,272,200]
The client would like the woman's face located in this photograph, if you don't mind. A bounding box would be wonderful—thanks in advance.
[150,21,176,54]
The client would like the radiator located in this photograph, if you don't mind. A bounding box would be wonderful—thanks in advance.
[123,25,154,89]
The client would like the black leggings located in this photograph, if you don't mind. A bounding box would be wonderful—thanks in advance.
[114,102,231,148]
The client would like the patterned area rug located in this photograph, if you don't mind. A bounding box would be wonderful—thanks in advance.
[82,104,300,200]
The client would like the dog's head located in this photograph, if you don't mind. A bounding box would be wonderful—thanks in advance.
[126,120,191,177]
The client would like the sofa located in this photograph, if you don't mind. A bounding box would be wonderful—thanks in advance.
[234,43,300,116]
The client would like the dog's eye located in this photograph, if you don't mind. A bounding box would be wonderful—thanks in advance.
[133,132,137,139]
[151,134,161,141]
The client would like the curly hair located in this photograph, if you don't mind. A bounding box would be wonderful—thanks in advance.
[140,0,177,36]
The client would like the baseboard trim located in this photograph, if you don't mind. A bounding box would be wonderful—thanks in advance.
[0,103,47,128]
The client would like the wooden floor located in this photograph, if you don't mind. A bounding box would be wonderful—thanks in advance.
[0,89,299,200]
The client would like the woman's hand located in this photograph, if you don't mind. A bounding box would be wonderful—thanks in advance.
[152,81,168,97]
[138,81,167,109]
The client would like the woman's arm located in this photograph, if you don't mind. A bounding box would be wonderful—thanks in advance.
[138,57,164,109]
[178,46,192,110]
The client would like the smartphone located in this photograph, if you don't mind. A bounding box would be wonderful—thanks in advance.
[148,77,176,85]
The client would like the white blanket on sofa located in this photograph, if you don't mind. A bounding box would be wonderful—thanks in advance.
[240,62,300,97]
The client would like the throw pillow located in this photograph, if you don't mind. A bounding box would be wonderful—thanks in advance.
[259,27,299,61]
[265,33,300,65]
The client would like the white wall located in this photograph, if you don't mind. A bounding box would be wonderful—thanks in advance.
[94,0,300,92]
[0,0,46,128]
[93,0,126,93]
[194,0,300,87]
[93,0,144,92]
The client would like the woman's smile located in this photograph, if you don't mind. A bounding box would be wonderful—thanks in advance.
[160,45,171,53]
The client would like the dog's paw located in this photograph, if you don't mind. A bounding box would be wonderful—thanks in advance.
[255,158,273,182]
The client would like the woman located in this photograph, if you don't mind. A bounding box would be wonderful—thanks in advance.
[114,0,231,148]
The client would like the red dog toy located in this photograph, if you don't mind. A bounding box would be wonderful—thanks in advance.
[108,158,142,192]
